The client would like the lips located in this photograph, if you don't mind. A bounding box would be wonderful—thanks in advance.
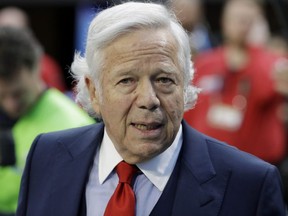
[132,123,162,131]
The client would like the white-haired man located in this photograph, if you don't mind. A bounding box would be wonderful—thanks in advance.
[17,2,285,216]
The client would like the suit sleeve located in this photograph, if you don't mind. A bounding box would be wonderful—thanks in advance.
[256,165,286,216]
[16,134,42,216]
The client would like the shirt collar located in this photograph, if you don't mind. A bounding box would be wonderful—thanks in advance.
[98,124,183,192]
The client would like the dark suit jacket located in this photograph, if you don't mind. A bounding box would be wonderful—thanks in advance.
[16,121,286,216]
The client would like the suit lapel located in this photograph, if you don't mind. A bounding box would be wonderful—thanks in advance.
[50,123,104,216]
[151,121,230,216]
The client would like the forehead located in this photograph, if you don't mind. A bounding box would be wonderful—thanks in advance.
[224,2,259,19]
[171,0,200,10]
[102,28,179,67]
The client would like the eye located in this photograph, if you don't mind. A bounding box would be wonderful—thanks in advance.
[118,77,135,85]
[156,77,174,84]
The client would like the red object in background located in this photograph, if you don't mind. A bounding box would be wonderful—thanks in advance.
[184,46,286,164]
[40,54,67,92]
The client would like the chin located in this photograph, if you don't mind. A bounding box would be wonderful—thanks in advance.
[133,146,166,162]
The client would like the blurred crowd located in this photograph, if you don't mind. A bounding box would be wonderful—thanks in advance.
[171,0,288,205]
[0,0,288,215]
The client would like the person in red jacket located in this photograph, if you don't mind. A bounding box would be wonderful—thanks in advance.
[184,0,288,165]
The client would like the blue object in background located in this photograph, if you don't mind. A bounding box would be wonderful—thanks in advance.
[74,4,100,55]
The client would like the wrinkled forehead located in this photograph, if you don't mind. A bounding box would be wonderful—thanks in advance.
[113,27,177,46]
[97,27,183,82]
[101,27,180,64]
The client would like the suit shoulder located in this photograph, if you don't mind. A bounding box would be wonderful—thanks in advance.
[25,123,103,173]
[50,123,100,136]
[205,136,274,175]
[31,123,102,152]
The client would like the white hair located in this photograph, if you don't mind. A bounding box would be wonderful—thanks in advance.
[70,1,199,118]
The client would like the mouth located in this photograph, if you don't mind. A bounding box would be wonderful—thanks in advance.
[131,122,162,131]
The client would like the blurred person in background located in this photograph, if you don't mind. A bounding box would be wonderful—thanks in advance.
[0,6,67,92]
[184,0,288,166]
[245,0,271,48]
[0,27,94,216]
[166,0,215,58]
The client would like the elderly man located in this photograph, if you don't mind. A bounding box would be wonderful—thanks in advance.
[16,2,285,216]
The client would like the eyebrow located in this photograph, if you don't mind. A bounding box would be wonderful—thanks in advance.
[109,60,179,77]
[155,63,179,74]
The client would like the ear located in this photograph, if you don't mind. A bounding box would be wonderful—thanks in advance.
[85,76,101,114]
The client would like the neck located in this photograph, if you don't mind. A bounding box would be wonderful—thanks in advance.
[224,43,249,71]
[225,40,247,50]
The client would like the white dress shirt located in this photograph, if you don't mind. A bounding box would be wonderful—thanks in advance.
[86,125,183,216]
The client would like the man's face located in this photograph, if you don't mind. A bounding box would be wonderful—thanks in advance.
[86,28,185,163]
[0,68,39,119]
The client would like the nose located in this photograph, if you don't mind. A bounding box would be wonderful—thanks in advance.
[135,79,160,110]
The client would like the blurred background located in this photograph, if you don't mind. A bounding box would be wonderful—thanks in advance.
[0,1,288,215]
[0,0,287,91]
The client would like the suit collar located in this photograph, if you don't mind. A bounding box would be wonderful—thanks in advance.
[181,121,216,184]
[59,123,104,160]
[151,121,230,216]
[49,123,104,216]
[180,120,230,209]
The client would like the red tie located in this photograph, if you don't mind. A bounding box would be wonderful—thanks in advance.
[104,161,138,216]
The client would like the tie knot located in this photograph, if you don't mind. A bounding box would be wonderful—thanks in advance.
[116,161,138,184]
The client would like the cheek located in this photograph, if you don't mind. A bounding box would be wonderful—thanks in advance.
[100,92,132,121]
[164,96,184,121]
[175,103,184,115]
